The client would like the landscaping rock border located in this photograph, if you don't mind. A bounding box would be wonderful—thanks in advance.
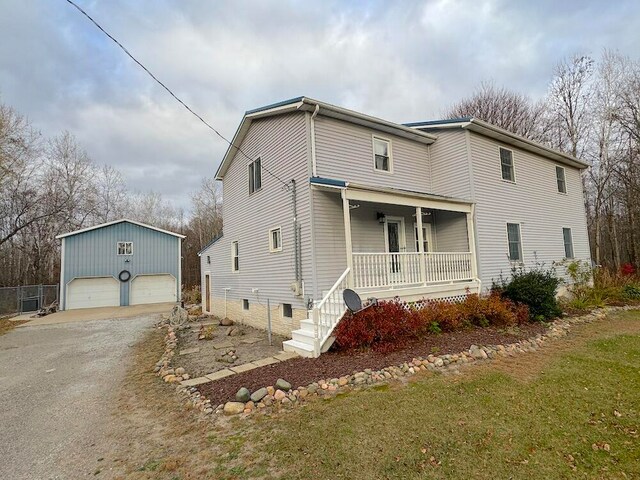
[154,305,638,418]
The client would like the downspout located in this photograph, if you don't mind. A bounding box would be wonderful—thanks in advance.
[291,179,303,294]
[310,104,320,177]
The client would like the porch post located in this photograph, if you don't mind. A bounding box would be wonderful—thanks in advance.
[415,206,427,285]
[466,204,479,282]
[341,189,354,288]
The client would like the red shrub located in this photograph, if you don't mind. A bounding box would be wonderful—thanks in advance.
[333,294,530,353]
[621,263,636,276]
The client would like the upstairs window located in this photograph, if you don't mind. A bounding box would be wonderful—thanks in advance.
[269,227,282,252]
[556,166,567,193]
[500,148,515,182]
[117,241,133,255]
[206,255,211,264]
[563,228,574,259]
[248,157,262,194]
[231,241,239,272]
[373,137,392,172]
[506,223,522,262]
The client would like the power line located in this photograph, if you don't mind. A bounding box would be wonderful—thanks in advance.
[64,0,291,188]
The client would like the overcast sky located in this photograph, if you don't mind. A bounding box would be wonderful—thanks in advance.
[1,0,639,212]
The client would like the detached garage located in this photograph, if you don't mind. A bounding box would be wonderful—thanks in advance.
[57,219,184,311]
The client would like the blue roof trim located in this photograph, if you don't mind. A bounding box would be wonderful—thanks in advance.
[245,96,305,115]
[310,176,347,188]
[198,233,223,255]
[403,117,472,127]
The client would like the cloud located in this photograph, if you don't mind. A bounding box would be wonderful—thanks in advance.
[1,0,639,211]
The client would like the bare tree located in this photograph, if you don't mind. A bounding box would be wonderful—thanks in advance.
[445,82,547,140]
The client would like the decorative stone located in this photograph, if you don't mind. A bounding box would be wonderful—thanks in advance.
[223,402,245,415]
[434,358,444,368]
[266,386,275,396]
[250,387,268,403]
[274,389,287,401]
[338,377,349,386]
[469,345,488,360]
[175,367,186,375]
[276,378,292,391]
[236,387,251,402]
[220,317,234,326]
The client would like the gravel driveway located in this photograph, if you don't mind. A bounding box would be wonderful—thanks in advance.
[0,314,158,479]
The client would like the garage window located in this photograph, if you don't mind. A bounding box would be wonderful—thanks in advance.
[117,241,133,255]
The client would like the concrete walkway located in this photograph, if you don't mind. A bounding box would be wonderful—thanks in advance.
[0,313,160,479]
[15,302,175,327]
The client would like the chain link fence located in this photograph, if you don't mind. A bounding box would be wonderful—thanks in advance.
[0,285,58,316]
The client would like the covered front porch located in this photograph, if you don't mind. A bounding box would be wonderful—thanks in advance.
[338,182,480,299]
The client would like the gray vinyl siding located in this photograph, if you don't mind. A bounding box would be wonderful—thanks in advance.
[61,222,180,307]
[429,130,472,199]
[210,112,312,310]
[314,116,431,191]
[433,210,469,252]
[468,132,591,288]
[200,242,215,311]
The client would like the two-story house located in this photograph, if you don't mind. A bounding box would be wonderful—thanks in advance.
[199,97,591,357]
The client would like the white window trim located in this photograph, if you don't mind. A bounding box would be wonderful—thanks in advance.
[117,241,133,256]
[563,227,574,259]
[231,241,239,273]
[282,302,293,320]
[372,135,393,174]
[248,157,262,195]
[268,226,282,253]
[506,222,524,264]
[499,146,516,184]
[556,165,567,194]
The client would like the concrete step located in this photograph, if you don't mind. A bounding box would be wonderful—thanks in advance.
[282,339,315,358]
[292,328,315,344]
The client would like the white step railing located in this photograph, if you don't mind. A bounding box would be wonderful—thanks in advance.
[312,267,350,356]
[352,252,473,290]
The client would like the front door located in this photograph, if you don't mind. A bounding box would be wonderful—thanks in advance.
[384,216,406,281]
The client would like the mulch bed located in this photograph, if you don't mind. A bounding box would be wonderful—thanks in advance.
[198,323,547,406]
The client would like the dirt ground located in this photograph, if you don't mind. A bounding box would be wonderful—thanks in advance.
[175,318,289,377]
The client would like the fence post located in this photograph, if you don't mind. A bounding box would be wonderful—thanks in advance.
[38,285,43,310]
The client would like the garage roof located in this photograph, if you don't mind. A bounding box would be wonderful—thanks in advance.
[56,219,186,239]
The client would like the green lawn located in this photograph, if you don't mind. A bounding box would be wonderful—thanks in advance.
[242,313,640,479]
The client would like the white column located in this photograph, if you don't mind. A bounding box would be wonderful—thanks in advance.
[466,204,479,281]
[341,189,354,288]
[416,206,426,285]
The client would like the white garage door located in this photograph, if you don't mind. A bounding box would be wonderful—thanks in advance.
[66,277,120,310]
[130,274,177,305]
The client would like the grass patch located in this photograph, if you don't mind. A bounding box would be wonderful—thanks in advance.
[255,312,640,479]
[0,317,28,336]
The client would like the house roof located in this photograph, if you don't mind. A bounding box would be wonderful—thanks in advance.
[404,117,590,169]
[215,97,439,179]
[197,233,223,256]
[55,219,186,240]
[310,176,472,205]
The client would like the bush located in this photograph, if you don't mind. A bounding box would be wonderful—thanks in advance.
[623,283,640,299]
[333,294,530,352]
[496,266,561,321]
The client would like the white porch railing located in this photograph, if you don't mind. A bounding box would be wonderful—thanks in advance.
[352,252,473,290]
[312,267,350,355]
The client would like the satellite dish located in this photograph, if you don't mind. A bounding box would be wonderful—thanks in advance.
[343,289,363,313]
[343,289,378,314]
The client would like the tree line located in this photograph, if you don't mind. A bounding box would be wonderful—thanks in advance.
[446,50,640,271]
[0,102,221,288]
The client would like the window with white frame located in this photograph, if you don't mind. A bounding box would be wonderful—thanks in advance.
[500,148,515,182]
[282,303,293,319]
[506,223,522,262]
[414,223,431,252]
[556,166,567,193]
[117,241,133,255]
[248,157,262,194]
[563,227,574,259]
[269,227,282,252]
[231,241,239,272]
[373,137,392,172]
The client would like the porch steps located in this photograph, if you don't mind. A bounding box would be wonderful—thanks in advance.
[282,338,315,357]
